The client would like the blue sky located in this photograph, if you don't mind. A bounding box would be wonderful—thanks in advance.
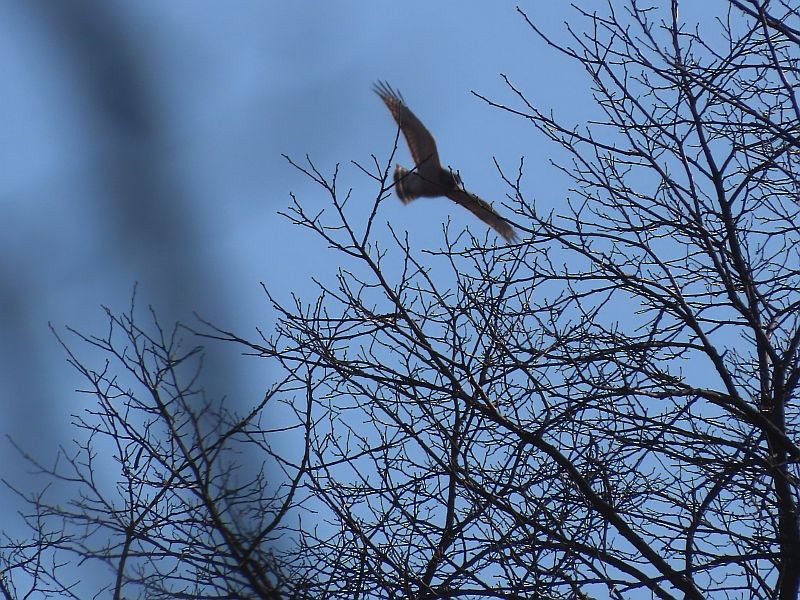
[0,0,730,575]
[0,1,578,472]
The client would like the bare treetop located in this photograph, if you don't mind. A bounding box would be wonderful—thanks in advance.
[4,3,800,599]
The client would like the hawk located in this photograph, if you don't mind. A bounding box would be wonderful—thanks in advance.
[374,81,517,242]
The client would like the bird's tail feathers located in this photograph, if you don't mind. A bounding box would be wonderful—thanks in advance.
[394,165,421,204]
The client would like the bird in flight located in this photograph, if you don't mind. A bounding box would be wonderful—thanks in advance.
[374,81,517,242]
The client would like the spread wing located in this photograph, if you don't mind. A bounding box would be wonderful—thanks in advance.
[374,81,441,174]
[445,188,518,242]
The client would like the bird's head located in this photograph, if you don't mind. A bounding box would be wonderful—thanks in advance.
[442,168,463,190]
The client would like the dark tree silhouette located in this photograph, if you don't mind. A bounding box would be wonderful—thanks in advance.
[3,2,800,599]
[2,300,300,599]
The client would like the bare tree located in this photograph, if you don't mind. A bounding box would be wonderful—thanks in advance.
[4,1,800,599]
[2,297,307,599]
[209,2,800,598]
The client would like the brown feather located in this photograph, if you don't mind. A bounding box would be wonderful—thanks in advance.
[393,165,440,203]
[445,189,518,242]
[373,81,441,176]
[375,81,518,243]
